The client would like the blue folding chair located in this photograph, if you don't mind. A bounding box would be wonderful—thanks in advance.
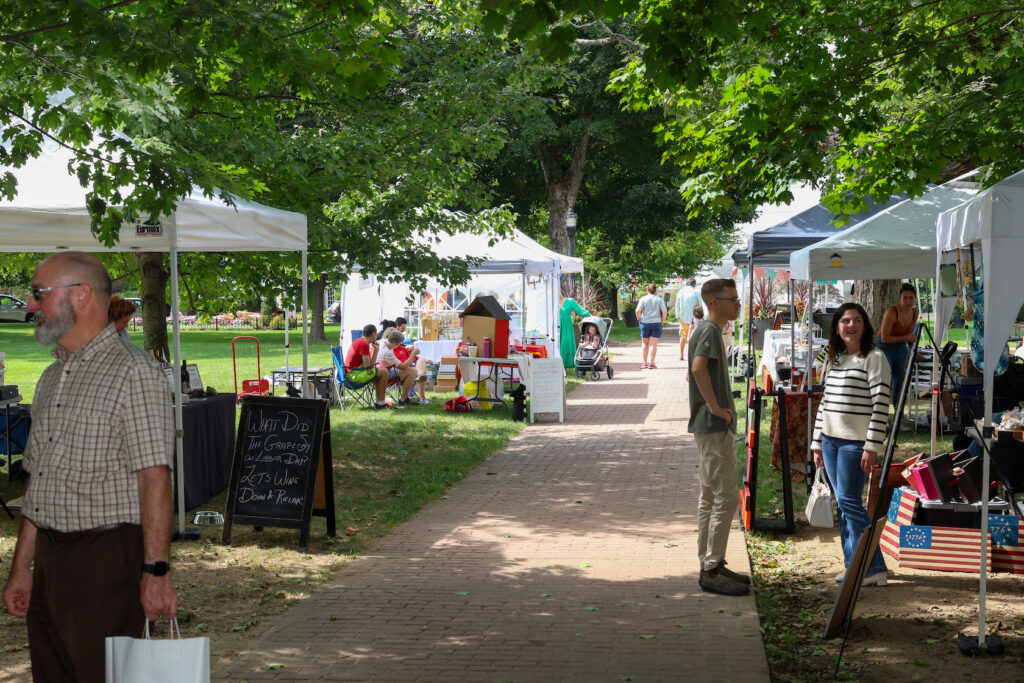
[331,346,377,410]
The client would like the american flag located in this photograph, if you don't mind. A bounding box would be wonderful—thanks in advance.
[990,514,1024,575]
[898,525,991,572]
[880,487,919,560]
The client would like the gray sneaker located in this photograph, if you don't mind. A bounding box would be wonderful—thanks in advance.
[715,560,751,585]
[699,569,750,596]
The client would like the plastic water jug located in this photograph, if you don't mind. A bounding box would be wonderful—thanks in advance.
[482,336,491,358]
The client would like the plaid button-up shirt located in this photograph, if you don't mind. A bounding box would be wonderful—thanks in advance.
[22,324,174,532]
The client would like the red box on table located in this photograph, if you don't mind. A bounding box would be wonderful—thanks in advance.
[460,296,510,359]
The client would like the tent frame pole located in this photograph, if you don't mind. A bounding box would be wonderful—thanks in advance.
[301,250,309,396]
[168,222,186,538]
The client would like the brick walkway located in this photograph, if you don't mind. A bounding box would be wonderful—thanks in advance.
[214,328,770,682]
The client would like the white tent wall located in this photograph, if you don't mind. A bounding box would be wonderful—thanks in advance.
[934,169,1024,651]
[339,270,563,358]
[0,139,309,537]
[338,227,580,359]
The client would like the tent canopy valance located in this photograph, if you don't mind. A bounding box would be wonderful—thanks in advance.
[790,180,978,281]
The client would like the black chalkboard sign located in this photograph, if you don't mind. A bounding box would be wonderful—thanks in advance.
[221,396,335,551]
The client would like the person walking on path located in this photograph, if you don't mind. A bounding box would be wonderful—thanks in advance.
[559,295,590,369]
[675,278,703,361]
[2,252,178,682]
[813,302,892,587]
[636,283,668,369]
[688,278,749,595]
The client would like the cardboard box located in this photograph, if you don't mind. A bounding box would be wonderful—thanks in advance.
[421,316,440,341]
[961,355,983,377]
[460,296,510,358]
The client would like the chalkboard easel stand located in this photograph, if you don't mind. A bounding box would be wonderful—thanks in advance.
[221,396,335,553]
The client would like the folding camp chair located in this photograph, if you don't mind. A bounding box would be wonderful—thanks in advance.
[331,346,377,410]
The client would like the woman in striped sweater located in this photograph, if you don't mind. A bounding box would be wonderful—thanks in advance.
[812,303,892,586]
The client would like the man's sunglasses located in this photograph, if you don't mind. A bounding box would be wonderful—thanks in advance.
[30,283,82,301]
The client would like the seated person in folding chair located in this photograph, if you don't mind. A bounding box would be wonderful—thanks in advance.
[394,316,413,343]
[392,332,429,404]
[345,324,391,409]
[377,329,421,407]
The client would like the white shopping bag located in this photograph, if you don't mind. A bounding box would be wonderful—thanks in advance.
[106,618,210,683]
[805,467,834,529]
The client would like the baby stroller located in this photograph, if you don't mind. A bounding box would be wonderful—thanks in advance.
[574,316,614,380]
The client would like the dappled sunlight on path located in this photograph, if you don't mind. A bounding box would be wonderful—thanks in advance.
[213,325,768,682]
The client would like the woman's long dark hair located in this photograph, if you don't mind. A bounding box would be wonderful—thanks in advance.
[827,302,875,366]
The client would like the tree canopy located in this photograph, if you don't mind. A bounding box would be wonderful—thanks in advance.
[478,1,1024,217]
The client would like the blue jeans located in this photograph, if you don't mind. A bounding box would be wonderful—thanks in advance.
[821,435,888,575]
[875,337,909,401]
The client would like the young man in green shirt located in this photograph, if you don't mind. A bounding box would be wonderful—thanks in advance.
[687,278,749,596]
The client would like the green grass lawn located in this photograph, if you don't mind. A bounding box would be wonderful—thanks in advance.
[0,323,347,402]
[607,321,641,345]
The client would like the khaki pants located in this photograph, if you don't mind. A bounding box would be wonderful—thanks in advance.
[695,430,739,571]
[679,321,692,355]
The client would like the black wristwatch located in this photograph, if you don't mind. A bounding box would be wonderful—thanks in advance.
[141,561,171,576]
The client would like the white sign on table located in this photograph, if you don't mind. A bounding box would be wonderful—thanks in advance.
[529,358,565,423]
[186,364,203,392]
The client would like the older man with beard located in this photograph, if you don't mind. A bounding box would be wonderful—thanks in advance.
[2,252,177,682]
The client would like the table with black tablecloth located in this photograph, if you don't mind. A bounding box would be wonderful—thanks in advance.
[175,393,236,512]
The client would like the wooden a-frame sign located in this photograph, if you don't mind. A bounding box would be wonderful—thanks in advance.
[221,396,335,552]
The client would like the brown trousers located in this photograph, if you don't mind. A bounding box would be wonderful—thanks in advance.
[28,524,145,683]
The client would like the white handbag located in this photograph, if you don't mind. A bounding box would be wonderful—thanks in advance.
[805,467,835,529]
[105,618,210,683]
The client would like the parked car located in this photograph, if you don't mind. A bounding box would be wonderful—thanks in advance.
[0,294,33,323]
[326,301,341,323]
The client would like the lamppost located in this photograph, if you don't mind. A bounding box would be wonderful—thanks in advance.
[564,208,578,297]
[565,208,578,257]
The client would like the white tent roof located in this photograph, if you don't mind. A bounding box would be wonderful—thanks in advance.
[351,224,582,277]
[790,181,979,280]
[0,139,306,252]
[425,227,583,276]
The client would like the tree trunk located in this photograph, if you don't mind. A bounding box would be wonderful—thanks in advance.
[852,279,902,333]
[139,252,170,361]
[308,276,327,343]
[533,121,592,256]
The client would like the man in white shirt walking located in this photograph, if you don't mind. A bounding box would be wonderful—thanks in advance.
[675,278,702,361]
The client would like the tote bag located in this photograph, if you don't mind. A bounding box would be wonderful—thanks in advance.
[106,619,209,683]
[805,468,834,529]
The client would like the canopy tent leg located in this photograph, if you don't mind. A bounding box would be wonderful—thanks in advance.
[169,221,198,541]
[284,297,290,380]
[806,281,814,465]
[301,249,309,396]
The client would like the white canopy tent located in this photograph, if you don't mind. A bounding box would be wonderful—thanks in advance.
[935,168,1024,649]
[790,181,979,281]
[339,227,583,360]
[0,138,309,535]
